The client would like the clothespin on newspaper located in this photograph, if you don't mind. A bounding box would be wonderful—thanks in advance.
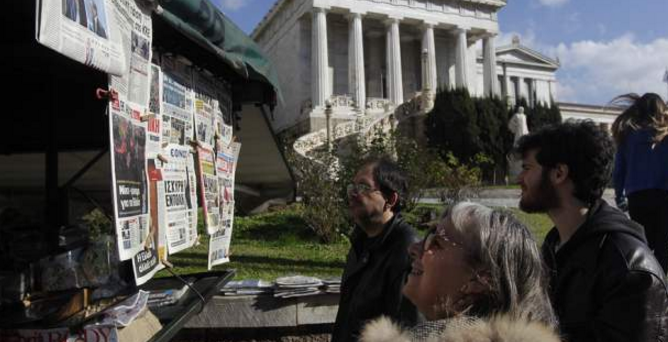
[156,153,169,164]
[142,232,154,251]
[140,110,155,122]
[95,88,119,102]
[161,258,174,269]
[188,139,202,149]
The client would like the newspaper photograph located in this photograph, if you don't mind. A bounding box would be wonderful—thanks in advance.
[146,63,163,158]
[158,145,197,255]
[193,71,217,148]
[196,146,220,235]
[208,201,235,269]
[107,0,152,104]
[162,55,194,146]
[109,101,150,260]
[215,80,234,149]
[37,0,124,75]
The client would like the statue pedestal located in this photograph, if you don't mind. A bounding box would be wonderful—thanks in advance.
[507,154,522,183]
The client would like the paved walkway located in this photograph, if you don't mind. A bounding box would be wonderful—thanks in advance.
[421,188,617,209]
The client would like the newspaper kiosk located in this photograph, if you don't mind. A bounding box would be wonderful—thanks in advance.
[0,0,285,340]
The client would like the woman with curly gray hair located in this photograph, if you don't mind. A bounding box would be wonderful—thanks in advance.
[361,202,560,342]
[611,93,668,273]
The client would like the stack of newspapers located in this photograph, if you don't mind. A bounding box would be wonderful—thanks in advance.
[273,275,323,298]
[220,279,274,296]
[322,278,341,294]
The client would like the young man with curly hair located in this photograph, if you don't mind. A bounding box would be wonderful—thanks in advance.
[515,120,668,342]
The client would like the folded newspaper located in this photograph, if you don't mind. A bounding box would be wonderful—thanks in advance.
[221,279,274,296]
[274,275,324,298]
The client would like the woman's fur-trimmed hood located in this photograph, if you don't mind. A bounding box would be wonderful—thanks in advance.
[360,315,561,342]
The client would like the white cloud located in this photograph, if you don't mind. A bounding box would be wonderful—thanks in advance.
[536,0,569,7]
[217,0,247,11]
[552,34,668,104]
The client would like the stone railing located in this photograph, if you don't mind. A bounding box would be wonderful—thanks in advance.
[293,90,434,169]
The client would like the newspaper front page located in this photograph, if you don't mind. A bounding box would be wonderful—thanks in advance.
[161,56,194,146]
[146,63,163,158]
[158,145,198,255]
[208,142,241,269]
[214,80,234,150]
[193,71,217,149]
[131,63,165,285]
[197,146,220,235]
[186,153,199,245]
[37,0,124,75]
[208,201,235,269]
[109,100,150,261]
[108,0,152,261]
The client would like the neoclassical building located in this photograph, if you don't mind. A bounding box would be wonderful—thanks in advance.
[253,0,513,134]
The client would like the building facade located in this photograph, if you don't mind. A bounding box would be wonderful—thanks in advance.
[253,0,509,134]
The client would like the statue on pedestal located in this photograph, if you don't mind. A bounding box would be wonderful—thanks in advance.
[508,106,529,144]
[507,106,529,181]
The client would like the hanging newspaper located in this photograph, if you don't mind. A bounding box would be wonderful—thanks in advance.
[108,0,152,260]
[186,153,199,244]
[131,63,166,285]
[209,142,241,269]
[215,80,234,150]
[146,63,163,158]
[36,0,125,75]
[196,146,220,235]
[193,71,217,149]
[159,145,198,255]
[109,99,150,261]
[217,142,241,204]
[107,0,153,106]
[161,56,194,146]
[132,159,165,285]
[208,201,234,269]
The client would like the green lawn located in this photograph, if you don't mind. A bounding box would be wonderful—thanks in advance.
[159,204,553,281]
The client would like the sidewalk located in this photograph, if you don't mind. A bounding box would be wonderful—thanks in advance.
[421,188,617,209]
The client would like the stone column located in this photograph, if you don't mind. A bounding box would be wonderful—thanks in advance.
[311,7,329,109]
[502,63,510,102]
[483,34,498,96]
[348,12,366,112]
[386,17,403,105]
[421,23,437,93]
[455,27,468,89]
[518,76,526,101]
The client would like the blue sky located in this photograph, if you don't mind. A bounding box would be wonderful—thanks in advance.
[216,0,668,105]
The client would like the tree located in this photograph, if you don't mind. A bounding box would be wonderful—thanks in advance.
[425,88,482,162]
[475,96,514,181]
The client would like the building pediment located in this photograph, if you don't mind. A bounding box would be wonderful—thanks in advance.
[496,44,559,70]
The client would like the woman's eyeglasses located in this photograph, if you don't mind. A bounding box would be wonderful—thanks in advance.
[422,228,463,252]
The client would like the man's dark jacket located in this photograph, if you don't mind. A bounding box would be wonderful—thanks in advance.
[332,214,420,342]
[542,200,668,342]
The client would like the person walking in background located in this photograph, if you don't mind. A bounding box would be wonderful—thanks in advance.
[612,92,668,274]
[360,202,560,342]
[332,157,421,342]
[516,120,668,342]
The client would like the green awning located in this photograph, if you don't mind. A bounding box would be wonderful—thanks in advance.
[157,0,283,102]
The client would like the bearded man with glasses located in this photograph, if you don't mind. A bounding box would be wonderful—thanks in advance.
[332,157,421,342]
